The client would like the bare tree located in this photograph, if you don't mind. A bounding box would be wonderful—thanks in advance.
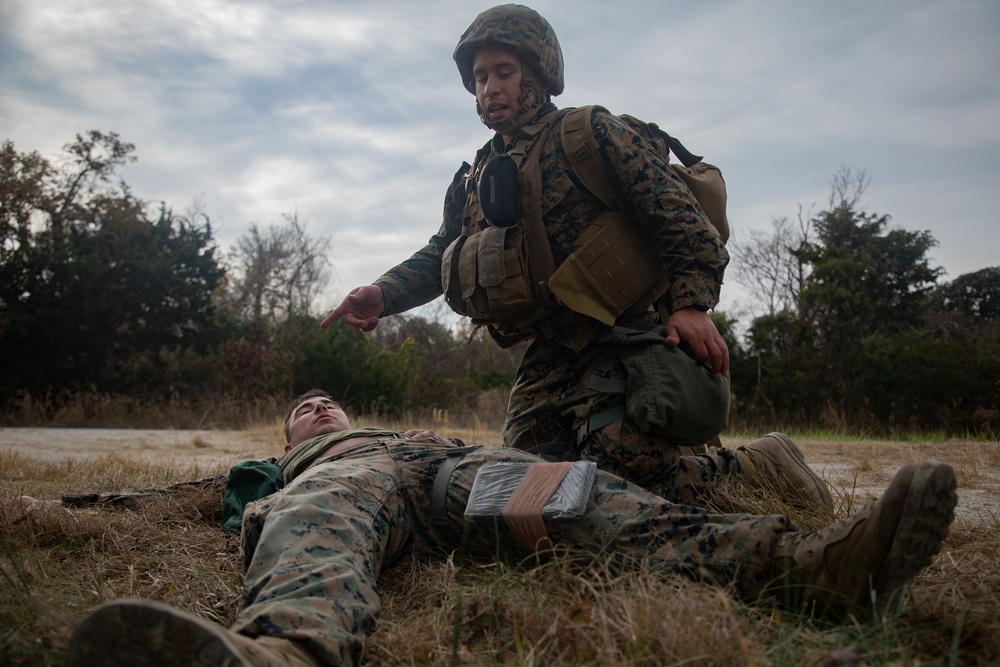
[829,165,871,210]
[728,206,813,317]
[50,131,137,235]
[227,212,332,327]
[729,166,874,319]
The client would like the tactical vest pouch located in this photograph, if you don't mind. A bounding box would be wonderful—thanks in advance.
[602,324,730,446]
[441,113,559,329]
[549,210,670,326]
[441,234,468,316]
[442,224,535,321]
[556,106,730,324]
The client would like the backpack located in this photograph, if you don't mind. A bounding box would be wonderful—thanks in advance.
[548,105,730,325]
[561,105,729,241]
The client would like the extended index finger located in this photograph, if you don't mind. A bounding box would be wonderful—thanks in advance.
[320,306,346,329]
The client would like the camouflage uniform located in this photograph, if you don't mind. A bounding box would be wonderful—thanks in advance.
[234,431,790,666]
[375,100,734,495]
[375,102,726,342]
[367,4,732,496]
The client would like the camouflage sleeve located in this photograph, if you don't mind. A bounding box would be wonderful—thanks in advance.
[591,110,729,311]
[374,163,470,317]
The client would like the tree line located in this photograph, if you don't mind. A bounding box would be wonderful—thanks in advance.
[1,134,996,436]
[724,168,998,436]
[0,132,522,428]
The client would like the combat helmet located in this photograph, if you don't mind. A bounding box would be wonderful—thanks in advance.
[454,4,564,96]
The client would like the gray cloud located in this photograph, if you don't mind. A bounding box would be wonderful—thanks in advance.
[2,0,997,316]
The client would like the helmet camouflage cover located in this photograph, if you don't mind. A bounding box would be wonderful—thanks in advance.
[454,4,564,96]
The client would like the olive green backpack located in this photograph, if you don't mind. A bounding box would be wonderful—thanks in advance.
[549,105,730,326]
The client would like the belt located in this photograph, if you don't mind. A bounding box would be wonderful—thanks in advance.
[431,446,479,531]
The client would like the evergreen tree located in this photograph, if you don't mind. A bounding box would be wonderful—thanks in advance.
[0,133,226,399]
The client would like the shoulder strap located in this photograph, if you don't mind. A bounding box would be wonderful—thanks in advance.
[619,115,704,168]
[508,111,560,288]
[561,106,709,204]
[561,105,622,211]
[561,106,729,243]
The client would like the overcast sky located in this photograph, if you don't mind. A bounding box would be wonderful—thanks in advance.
[2,0,997,321]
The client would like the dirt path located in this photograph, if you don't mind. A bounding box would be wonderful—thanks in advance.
[728,434,1000,524]
[0,427,283,466]
[2,427,997,523]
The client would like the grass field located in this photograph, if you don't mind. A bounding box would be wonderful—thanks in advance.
[2,423,998,666]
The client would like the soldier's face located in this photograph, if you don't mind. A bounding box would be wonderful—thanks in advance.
[473,45,524,126]
[285,396,351,449]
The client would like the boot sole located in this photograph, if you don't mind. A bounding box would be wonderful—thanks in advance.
[68,598,249,667]
[872,460,957,615]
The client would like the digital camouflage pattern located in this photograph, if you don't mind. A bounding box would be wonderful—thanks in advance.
[453,3,565,95]
[375,4,728,490]
[504,324,742,498]
[235,434,790,666]
[375,103,728,349]
[376,102,728,466]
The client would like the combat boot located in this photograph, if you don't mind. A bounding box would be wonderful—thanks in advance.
[68,598,320,667]
[766,459,956,622]
[736,433,835,515]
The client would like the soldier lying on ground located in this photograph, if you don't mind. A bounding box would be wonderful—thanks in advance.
[18,434,834,525]
[66,389,957,667]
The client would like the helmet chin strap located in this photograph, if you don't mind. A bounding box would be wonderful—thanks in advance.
[477,71,550,137]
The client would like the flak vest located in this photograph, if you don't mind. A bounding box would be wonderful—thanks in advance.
[441,106,729,332]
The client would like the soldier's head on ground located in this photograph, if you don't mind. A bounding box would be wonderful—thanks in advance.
[283,389,351,449]
[454,4,563,135]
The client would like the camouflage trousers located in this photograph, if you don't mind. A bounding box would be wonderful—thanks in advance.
[235,439,791,666]
[505,335,740,503]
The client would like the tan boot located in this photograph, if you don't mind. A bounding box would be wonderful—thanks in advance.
[68,598,320,667]
[736,433,835,515]
[767,459,956,622]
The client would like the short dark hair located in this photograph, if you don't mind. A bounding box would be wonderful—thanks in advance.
[283,389,335,441]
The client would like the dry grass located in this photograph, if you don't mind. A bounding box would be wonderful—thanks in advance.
[1,457,242,667]
[0,390,510,433]
[368,557,769,666]
[1,431,999,666]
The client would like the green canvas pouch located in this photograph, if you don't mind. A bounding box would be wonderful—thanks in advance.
[601,324,730,446]
[222,460,284,534]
